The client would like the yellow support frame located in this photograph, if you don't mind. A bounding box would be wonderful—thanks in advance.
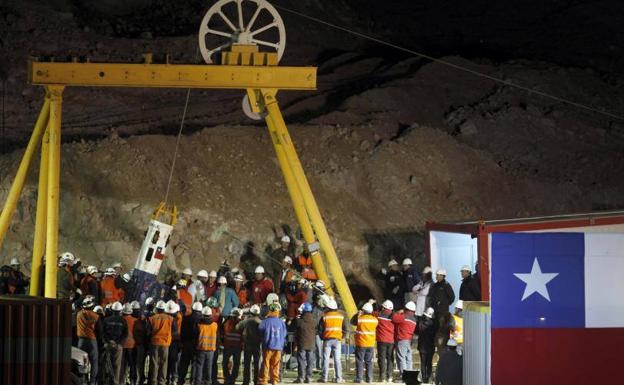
[0,53,356,315]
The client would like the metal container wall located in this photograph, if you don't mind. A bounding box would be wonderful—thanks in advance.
[464,301,491,385]
[0,295,72,385]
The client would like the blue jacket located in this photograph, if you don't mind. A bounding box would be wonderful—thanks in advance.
[403,265,422,292]
[212,287,239,317]
[259,315,287,350]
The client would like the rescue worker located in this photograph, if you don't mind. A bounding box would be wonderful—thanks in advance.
[147,300,177,385]
[77,296,102,385]
[237,304,262,385]
[251,266,274,304]
[131,301,148,385]
[413,266,433,317]
[190,270,209,302]
[102,301,129,385]
[278,256,296,294]
[258,303,287,385]
[112,262,123,277]
[271,235,294,267]
[319,297,348,383]
[418,307,437,384]
[459,265,481,301]
[286,277,308,321]
[376,300,395,383]
[312,284,327,371]
[121,303,139,385]
[401,258,421,303]
[101,267,123,306]
[57,252,76,300]
[193,307,218,385]
[205,270,219,299]
[178,302,204,384]
[7,257,29,294]
[352,301,379,383]
[430,269,455,351]
[298,249,317,281]
[177,279,194,316]
[167,301,183,385]
[294,302,316,383]
[234,274,249,307]
[392,301,418,375]
[384,259,404,310]
[435,339,462,385]
[80,266,101,304]
[221,308,244,385]
[181,268,193,282]
[212,275,239,317]
[449,301,464,346]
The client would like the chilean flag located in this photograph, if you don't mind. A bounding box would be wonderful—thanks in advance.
[491,232,624,385]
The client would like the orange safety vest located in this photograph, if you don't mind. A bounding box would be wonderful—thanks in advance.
[197,322,218,351]
[149,313,174,347]
[299,254,318,280]
[355,314,379,348]
[123,315,137,349]
[173,312,183,341]
[77,309,99,340]
[178,288,193,315]
[100,276,122,306]
[222,318,243,348]
[451,314,464,344]
[322,311,345,340]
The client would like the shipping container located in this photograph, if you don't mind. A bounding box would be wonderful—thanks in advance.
[0,295,72,385]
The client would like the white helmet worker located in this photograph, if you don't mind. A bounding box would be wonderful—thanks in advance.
[361,302,374,313]
[234,274,244,282]
[249,304,261,315]
[402,258,413,266]
[326,298,338,310]
[131,301,141,310]
[111,302,124,312]
[422,266,432,274]
[315,280,326,289]
[404,301,416,312]
[104,268,115,276]
[209,270,218,278]
[10,257,20,266]
[381,300,394,311]
[182,268,193,276]
[283,256,293,265]
[266,293,279,306]
[192,302,204,312]
[217,276,227,285]
[122,303,133,315]
[155,300,167,310]
[424,307,435,319]
[197,270,209,279]
[455,300,464,310]
[166,301,179,314]
[388,259,398,267]
[86,265,98,275]
[255,266,265,274]
[202,307,213,316]
[281,235,291,243]
[436,268,447,276]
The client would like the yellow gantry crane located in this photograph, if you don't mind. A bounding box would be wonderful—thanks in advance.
[0,0,357,317]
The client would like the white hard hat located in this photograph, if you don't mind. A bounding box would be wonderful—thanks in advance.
[234,274,244,282]
[93,305,104,315]
[424,307,435,318]
[166,300,179,314]
[104,267,115,276]
[455,300,464,310]
[131,301,141,310]
[217,276,227,284]
[202,307,213,316]
[388,259,398,267]
[362,303,374,313]
[182,268,193,276]
[281,235,291,243]
[382,300,394,310]
[283,256,293,264]
[447,339,458,347]
[82,297,95,308]
[197,270,209,278]
[192,302,204,312]
[145,297,154,306]
[60,252,75,261]
[404,301,416,312]
[10,257,19,266]
[255,266,265,274]
[315,280,326,289]
[122,273,131,282]
[461,265,471,272]
[250,304,261,315]
[112,262,122,269]
[231,308,241,316]
[436,268,447,276]
[86,265,98,275]
[326,298,338,310]
[422,266,432,274]
[122,303,133,314]
[155,300,166,310]
[402,258,413,265]
[111,302,123,312]
[266,293,279,305]
[209,270,218,278]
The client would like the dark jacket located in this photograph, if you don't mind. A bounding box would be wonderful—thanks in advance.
[402,265,421,292]
[459,275,481,301]
[8,269,29,294]
[181,311,202,344]
[417,316,437,353]
[430,280,455,315]
[435,348,463,385]
[102,313,128,344]
[295,312,316,350]
[384,270,404,309]
[236,315,262,351]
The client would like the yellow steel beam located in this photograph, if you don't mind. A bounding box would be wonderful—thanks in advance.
[264,107,333,295]
[30,123,50,296]
[29,61,316,90]
[0,98,50,249]
[261,89,358,319]
[44,85,64,298]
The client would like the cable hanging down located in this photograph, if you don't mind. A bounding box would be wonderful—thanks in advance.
[274,4,624,122]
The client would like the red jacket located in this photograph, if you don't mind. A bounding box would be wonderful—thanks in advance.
[251,278,274,304]
[205,282,218,299]
[286,290,308,319]
[376,309,396,344]
[392,311,417,341]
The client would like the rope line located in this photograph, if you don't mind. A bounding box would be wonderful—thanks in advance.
[274,4,624,122]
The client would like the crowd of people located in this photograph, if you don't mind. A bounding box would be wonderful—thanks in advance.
[1,236,482,385]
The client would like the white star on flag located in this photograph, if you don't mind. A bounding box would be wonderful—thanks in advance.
[513,257,559,301]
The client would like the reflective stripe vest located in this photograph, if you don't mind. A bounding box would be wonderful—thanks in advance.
[123,315,137,349]
[222,318,243,348]
[149,313,174,347]
[100,276,122,306]
[451,314,464,344]
[355,314,379,348]
[376,312,395,344]
[77,309,99,340]
[197,322,218,351]
[322,311,345,340]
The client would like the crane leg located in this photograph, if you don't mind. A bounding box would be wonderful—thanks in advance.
[30,123,50,296]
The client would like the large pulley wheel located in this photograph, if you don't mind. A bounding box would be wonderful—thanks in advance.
[198,0,287,64]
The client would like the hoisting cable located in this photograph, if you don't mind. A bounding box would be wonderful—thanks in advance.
[274,4,624,122]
